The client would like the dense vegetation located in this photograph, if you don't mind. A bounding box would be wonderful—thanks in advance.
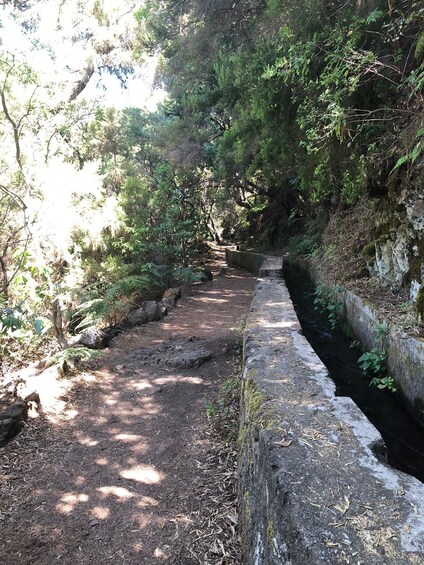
[1,0,423,372]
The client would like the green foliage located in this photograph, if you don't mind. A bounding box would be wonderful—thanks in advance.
[391,128,424,174]
[172,267,202,285]
[341,155,366,205]
[0,298,51,362]
[289,215,326,259]
[74,267,165,329]
[370,375,397,392]
[140,0,424,251]
[48,347,104,372]
[358,347,387,376]
[0,247,54,360]
[357,323,396,392]
[415,32,424,62]
[1,0,423,373]
[314,284,344,329]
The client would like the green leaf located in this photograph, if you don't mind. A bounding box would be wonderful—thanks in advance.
[366,9,383,25]
[34,318,44,335]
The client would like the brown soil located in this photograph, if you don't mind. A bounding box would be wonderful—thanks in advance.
[0,248,256,564]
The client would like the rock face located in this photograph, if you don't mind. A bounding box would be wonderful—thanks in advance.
[361,176,424,302]
[167,348,212,368]
[127,290,181,327]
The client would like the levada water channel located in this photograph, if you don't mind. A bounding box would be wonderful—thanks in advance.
[283,262,424,484]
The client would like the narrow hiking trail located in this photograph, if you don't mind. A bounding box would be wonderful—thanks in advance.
[0,249,256,564]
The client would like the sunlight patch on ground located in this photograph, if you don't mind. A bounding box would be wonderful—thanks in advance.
[60,409,79,421]
[130,443,149,455]
[190,296,229,304]
[17,366,77,424]
[135,514,154,529]
[131,381,153,391]
[120,464,164,484]
[88,415,109,426]
[91,506,110,520]
[136,496,159,508]
[56,493,89,514]
[134,398,161,414]
[114,433,145,443]
[98,485,135,500]
[75,432,99,447]
[153,375,204,386]
[154,547,170,559]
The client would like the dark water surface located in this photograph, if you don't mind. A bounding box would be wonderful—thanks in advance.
[284,262,424,483]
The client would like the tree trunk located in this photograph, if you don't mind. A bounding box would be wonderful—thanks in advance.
[52,298,69,349]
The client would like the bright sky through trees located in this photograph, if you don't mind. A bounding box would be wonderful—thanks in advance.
[1,2,165,109]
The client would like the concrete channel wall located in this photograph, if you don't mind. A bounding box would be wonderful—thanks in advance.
[343,290,424,424]
[226,249,424,564]
[225,249,272,276]
[306,261,424,424]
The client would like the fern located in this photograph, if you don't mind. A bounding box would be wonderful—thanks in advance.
[74,268,165,329]
[48,347,104,370]
[172,266,203,284]
[391,128,424,173]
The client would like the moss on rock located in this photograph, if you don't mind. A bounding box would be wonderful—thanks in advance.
[362,243,376,266]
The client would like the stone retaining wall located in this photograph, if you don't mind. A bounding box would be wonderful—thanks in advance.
[228,249,424,564]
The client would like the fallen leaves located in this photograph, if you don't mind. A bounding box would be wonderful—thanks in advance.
[333,495,351,516]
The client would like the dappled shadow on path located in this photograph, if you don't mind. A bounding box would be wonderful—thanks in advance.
[0,267,255,564]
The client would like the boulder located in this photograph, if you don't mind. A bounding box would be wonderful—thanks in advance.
[0,399,28,422]
[0,418,24,446]
[78,328,107,349]
[167,349,212,368]
[127,301,166,326]
[199,268,213,282]
[161,287,182,309]
[0,398,29,447]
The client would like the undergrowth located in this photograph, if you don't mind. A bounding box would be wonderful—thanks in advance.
[205,377,240,442]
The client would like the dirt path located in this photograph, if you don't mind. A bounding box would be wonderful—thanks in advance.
[0,250,255,564]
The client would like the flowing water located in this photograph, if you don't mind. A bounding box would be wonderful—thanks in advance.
[284,262,424,483]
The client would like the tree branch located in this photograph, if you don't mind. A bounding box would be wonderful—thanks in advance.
[0,89,22,169]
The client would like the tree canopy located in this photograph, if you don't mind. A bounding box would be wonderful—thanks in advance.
[1,0,423,370]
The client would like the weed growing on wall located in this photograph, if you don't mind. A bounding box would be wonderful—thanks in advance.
[358,323,396,392]
[313,284,344,329]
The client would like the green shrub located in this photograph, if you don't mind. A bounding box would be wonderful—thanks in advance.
[313,284,344,329]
